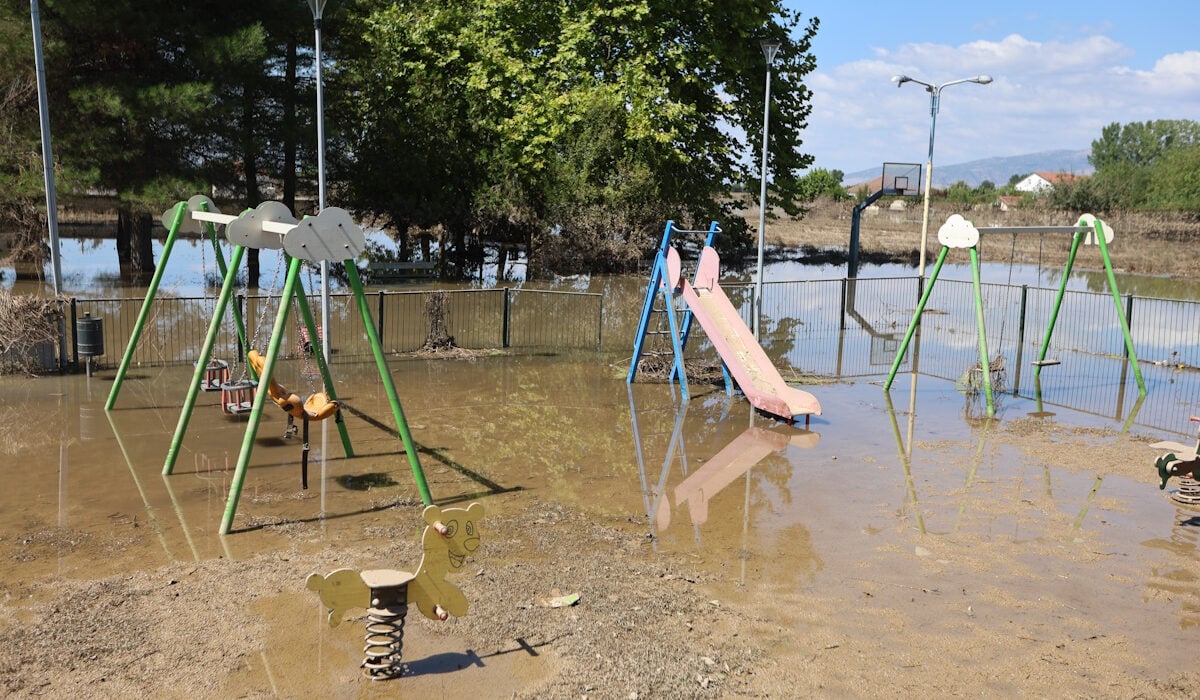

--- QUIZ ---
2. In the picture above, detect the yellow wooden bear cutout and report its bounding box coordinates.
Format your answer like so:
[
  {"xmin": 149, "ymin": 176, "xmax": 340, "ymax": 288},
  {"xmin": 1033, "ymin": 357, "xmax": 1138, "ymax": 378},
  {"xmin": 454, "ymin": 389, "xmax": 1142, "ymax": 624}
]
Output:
[
  {"xmin": 305, "ymin": 503, "xmax": 484, "ymax": 626},
  {"xmin": 410, "ymin": 503, "xmax": 484, "ymax": 620}
]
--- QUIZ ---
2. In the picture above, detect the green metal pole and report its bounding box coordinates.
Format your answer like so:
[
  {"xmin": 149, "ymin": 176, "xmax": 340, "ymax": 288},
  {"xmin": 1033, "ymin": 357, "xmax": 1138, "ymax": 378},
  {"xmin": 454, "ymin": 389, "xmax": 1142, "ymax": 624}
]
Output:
[
  {"xmin": 1035, "ymin": 231, "xmax": 1083, "ymax": 375},
  {"xmin": 164, "ymin": 246, "xmax": 246, "ymax": 475},
  {"xmin": 105, "ymin": 201, "xmax": 187, "ymax": 410},
  {"xmin": 221, "ymin": 257, "xmax": 301, "ymax": 534},
  {"xmin": 1093, "ymin": 223, "xmax": 1146, "ymax": 395},
  {"xmin": 199, "ymin": 205, "xmax": 249, "ymax": 354},
  {"xmin": 344, "ymin": 262, "xmax": 433, "ymax": 506},
  {"xmin": 969, "ymin": 247, "xmax": 994, "ymax": 416},
  {"xmin": 292, "ymin": 271, "xmax": 354, "ymax": 457},
  {"xmin": 884, "ymin": 246, "xmax": 949, "ymax": 390}
]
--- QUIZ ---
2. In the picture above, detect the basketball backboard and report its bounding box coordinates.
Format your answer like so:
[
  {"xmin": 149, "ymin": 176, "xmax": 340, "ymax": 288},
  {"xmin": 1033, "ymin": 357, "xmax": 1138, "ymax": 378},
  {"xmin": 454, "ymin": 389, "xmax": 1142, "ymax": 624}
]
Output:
[{"xmin": 881, "ymin": 162, "xmax": 922, "ymax": 196}]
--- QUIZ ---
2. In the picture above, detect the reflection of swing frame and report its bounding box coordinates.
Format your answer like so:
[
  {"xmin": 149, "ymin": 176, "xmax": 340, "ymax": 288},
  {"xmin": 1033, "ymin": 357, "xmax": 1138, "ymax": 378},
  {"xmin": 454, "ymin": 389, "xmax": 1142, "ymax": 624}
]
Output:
[{"xmin": 883, "ymin": 214, "xmax": 1145, "ymax": 416}]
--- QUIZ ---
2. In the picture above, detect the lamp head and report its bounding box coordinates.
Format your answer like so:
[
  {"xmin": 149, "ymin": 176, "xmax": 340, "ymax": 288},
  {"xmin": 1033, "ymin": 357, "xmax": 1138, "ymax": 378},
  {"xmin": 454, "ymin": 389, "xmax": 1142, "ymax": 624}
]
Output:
[
  {"xmin": 761, "ymin": 40, "xmax": 781, "ymax": 63},
  {"xmin": 891, "ymin": 74, "xmax": 910, "ymax": 87},
  {"xmin": 974, "ymin": 75, "xmax": 993, "ymax": 85}
]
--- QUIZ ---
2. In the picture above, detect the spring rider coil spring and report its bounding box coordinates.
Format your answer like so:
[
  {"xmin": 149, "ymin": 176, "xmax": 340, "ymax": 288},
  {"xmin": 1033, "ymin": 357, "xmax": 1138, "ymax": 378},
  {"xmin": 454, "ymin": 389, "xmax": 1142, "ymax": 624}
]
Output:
[
  {"xmin": 306, "ymin": 503, "xmax": 485, "ymax": 681},
  {"xmin": 361, "ymin": 571, "xmax": 411, "ymax": 680}
]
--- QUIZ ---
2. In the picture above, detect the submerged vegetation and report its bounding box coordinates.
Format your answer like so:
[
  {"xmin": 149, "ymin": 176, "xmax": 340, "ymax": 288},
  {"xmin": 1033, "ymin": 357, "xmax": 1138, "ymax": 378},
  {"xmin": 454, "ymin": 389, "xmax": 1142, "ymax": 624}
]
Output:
[{"xmin": 0, "ymin": 292, "xmax": 62, "ymax": 375}]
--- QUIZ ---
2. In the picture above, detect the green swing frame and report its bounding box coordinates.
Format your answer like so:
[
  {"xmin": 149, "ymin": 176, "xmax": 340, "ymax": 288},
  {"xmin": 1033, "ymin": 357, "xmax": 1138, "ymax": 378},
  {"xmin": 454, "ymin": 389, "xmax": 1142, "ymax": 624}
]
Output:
[
  {"xmin": 105, "ymin": 197, "xmax": 432, "ymax": 534},
  {"xmin": 883, "ymin": 213, "xmax": 1145, "ymax": 417}
]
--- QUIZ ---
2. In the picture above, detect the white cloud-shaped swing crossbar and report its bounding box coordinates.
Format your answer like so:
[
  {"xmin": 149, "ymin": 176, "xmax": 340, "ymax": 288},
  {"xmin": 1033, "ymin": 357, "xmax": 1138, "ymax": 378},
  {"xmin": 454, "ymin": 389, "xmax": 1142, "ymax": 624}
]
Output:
[
  {"xmin": 282, "ymin": 207, "xmax": 366, "ymax": 263},
  {"xmin": 226, "ymin": 201, "xmax": 296, "ymax": 250},
  {"xmin": 937, "ymin": 214, "xmax": 979, "ymax": 249},
  {"xmin": 161, "ymin": 194, "xmax": 220, "ymax": 235},
  {"xmin": 1078, "ymin": 213, "xmax": 1115, "ymax": 245}
]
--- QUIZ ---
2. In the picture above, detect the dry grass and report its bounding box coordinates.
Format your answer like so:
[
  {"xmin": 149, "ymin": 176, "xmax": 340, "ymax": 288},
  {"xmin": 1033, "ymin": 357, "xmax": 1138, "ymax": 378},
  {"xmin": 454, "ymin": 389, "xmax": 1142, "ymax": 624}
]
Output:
[
  {"xmin": 0, "ymin": 292, "xmax": 62, "ymax": 375},
  {"xmin": 750, "ymin": 199, "xmax": 1200, "ymax": 281}
]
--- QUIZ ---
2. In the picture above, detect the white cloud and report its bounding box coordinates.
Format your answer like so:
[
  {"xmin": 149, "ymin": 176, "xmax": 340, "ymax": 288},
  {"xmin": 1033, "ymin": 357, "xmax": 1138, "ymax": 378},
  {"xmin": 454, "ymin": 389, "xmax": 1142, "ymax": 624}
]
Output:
[{"xmin": 801, "ymin": 33, "xmax": 1200, "ymax": 175}]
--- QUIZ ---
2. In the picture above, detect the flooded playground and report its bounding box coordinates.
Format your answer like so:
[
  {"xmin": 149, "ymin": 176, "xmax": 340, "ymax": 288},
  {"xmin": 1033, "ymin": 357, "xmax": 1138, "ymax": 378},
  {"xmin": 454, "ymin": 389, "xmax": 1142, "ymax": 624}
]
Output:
[
  {"xmin": 2, "ymin": 343, "xmax": 1200, "ymax": 696},
  {"xmin": 3, "ymin": 211, "xmax": 1200, "ymax": 695}
]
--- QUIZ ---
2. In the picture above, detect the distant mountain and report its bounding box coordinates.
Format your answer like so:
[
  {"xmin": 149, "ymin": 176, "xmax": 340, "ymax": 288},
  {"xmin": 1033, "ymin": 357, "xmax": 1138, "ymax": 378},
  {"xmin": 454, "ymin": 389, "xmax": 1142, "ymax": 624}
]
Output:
[{"xmin": 842, "ymin": 149, "xmax": 1093, "ymax": 190}]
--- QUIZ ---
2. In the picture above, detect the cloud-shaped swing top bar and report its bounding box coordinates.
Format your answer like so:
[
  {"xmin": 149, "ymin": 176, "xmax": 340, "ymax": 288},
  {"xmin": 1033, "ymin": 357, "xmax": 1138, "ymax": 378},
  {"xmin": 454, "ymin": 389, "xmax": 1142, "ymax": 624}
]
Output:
[{"xmin": 172, "ymin": 199, "xmax": 365, "ymax": 263}]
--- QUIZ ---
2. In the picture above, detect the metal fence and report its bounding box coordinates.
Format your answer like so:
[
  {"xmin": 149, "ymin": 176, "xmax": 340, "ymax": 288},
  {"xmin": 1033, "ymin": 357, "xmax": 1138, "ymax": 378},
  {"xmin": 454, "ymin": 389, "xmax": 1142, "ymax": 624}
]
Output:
[
  {"xmin": 66, "ymin": 287, "xmax": 603, "ymax": 369},
  {"xmin": 728, "ymin": 276, "xmax": 1200, "ymax": 438}
]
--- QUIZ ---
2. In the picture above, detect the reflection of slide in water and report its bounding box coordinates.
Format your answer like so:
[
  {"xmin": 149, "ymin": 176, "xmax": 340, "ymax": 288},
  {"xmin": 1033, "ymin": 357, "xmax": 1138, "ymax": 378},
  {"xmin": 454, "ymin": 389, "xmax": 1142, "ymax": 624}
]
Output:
[
  {"xmin": 675, "ymin": 426, "xmax": 819, "ymax": 526},
  {"xmin": 667, "ymin": 245, "xmax": 821, "ymax": 423}
]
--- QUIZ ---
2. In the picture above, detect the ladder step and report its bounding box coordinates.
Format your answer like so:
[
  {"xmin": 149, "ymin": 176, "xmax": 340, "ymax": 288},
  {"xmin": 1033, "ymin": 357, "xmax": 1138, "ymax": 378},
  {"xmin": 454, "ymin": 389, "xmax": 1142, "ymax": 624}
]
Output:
[{"xmin": 1031, "ymin": 359, "xmax": 1060, "ymax": 367}]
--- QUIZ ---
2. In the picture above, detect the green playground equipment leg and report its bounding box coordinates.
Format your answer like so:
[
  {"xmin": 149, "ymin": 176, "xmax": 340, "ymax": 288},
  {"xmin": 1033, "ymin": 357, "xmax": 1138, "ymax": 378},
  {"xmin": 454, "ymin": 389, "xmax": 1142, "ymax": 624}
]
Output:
[
  {"xmin": 106, "ymin": 202, "xmax": 187, "ymax": 411},
  {"xmin": 345, "ymin": 262, "xmax": 433, "ymax": 506},
  {"xmin": 200, "ymin": 203, "xmax": 249, "ymax": 354},
  {"xmin": 221, "ymin": 257, "xmax": 303, "ymax": 534},
  {"xmin": 292, "ymin": 273, "xmax": 354, "ymax": 458},
  {"xmin": 1035, "ymin": 232, "xmax": 1083, "ymax": 374},
  {"xmin": 884, "ymin": 247, "xmax": 950, "ymax": 390},
  {"xmin": 164, "ymin": 245, "xmax": 246, "ymax": 476},
  {"xmin": 969, "ymin": 247, "xmax": 995, "ymax": 417},
  {"xmin": 1094, "ymin": 226, "xmax": 1146, "ymax": 395}
]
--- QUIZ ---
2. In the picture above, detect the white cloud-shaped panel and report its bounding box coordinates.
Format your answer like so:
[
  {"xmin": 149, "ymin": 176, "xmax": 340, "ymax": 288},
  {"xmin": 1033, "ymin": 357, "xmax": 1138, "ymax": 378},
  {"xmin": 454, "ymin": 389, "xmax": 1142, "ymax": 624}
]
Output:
[
  {"xmin": 226, "ymin": 201, "xmax": 295, "ymax": 250},
  {"xmin": 282, "ymin": 207, "xmax": 365, "ymax": 263},
  {"xmin": 160, "ymin": 194, "xmax": 220, "ymax": 234},
  {"xmin": 936, "ymin": 214, "xmax": 979, "ymax": 249},
  {"xmin": 1078, "ymin": 213, "xmax": 1114, "ymax": 245}
]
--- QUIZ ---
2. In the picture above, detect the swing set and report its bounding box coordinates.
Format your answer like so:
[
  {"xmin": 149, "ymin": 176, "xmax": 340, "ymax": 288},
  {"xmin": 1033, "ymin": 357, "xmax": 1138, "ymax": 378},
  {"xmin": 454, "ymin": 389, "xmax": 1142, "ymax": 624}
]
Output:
[
  {"xmin": 883, "ymin": 213, "xmax": 1146, "ymax": 416},
  {"xmin": 105, "ymin": 195, "xmax": 432, "ymax": 534}
]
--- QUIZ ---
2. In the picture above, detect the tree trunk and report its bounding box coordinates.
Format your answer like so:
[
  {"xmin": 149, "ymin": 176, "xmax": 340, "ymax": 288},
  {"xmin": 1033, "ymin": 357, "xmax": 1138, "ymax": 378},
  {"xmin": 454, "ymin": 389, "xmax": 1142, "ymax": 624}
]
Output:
[
  {"xmin": 282, "ymin": 36, "xmax": 297, "ymax": 214},
  {"xmin": 242, "ymin": 81, "xmax": 263, "ymax": 290},
  {"xmin": 116, "ymin": 207, "xmax": 154, "ymax": 284}
]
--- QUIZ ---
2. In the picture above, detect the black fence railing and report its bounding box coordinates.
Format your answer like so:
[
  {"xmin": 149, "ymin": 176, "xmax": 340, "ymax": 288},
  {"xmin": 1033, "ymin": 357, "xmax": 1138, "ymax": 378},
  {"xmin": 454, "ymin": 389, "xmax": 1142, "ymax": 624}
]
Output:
[
  {"xmin": 66, "ymin": 287, "xmax": 603, "ymax": 370},
  {"xmin": 41, "ymin": 275, "xmax": 1200, "ymax": 439}
]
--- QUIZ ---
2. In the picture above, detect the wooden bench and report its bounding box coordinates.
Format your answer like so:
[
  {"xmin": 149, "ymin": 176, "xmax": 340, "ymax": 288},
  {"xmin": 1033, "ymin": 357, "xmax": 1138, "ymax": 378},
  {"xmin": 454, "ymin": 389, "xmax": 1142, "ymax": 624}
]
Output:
[{"xmin": 367, "ymin": 260, "xmax": 437, "ymax": 282}]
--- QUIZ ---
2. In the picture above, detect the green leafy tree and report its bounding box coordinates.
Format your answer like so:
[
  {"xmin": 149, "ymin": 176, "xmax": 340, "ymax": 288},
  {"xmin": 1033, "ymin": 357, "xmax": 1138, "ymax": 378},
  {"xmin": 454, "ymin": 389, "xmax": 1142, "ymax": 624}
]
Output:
[
  {"xmin": 1089, "ymin": 120, "xmax": 1200, "ymax": 171},
  {"xmin": 39, "ymin": 0, "xmax": 310, "ymax": 283},
  {"xmin": 1144, "ymin": 146, "xmax": 1200, "ymax": 211},
  {"xmin": 332, "ymin": 0, "xmax": 819, "ymax": 277},
  {"xmin": 0, "ymin": 5, "xmax": 44, "ymax": 276},
  {"xmin": 944, "ymin": 180, "xmax": 974, "ymax": 206},
  {"xmin": 797, "ymin": 168, "xmax": 847, "ymax": 201}
]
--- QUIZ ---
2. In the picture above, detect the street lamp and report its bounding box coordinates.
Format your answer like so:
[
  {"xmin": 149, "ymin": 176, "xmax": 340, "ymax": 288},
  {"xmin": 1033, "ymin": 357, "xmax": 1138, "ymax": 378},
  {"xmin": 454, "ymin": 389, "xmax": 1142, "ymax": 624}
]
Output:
[
  {"xmin": 891, "ymin": 73, "xmax": 992, "ymax": 277},
  {"xmin": 754, "ymin": 39, "xmax": 780, "ymax": 341},
  {"xmin": 306, "ymin": 0, "xmax": 331, "ymax": 361},
  {"xmin": 30, "ymin": 0, "xmax": 62, "ymax": 295}
]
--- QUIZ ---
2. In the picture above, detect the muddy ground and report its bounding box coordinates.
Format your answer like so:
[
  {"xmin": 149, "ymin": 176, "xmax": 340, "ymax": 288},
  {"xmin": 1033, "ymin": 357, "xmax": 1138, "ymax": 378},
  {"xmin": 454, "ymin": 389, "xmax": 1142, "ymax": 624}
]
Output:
[{"xmin": 1, "ymin": 373, "xmax": 1199, "ymax": 698}]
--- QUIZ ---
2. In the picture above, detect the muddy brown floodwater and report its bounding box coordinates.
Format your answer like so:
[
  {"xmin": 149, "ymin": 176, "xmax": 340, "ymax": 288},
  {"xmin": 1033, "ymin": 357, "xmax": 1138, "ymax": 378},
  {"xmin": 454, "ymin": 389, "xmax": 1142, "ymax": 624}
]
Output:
[{"xmin": 1, "ymin": 352, "xmax": 1199, "ymax": 698}]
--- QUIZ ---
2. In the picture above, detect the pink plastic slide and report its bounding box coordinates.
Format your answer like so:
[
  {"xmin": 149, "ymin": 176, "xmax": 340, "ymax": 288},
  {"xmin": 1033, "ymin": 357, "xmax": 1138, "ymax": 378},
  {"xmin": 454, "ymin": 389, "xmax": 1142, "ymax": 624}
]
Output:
[{"xmin": 666, "ymin": 245, "xmax": 822, "ymax": 423}]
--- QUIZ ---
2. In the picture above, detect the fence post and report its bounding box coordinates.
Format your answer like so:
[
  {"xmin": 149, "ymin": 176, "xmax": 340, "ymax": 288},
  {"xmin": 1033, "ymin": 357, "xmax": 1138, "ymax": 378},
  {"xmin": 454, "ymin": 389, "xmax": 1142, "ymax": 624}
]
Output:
[
  {"xmin": 235, "ymin": 294, "xmax": 245, "ymax": 362},
  {"xmin": 1124, "ymin": 293, "xmax": 1134, "ymax": 358},
  {"xmin": 1017, "ymin": 285, "xmax": 1028, "ymax": 352},
  {"xmin": 69, "ymin": 297, "xmax": 79, "ymax": 369},
  {"xmin": 502, "ymin": 287, "xmax": 511, "ymax": 348},
  {"xmin": 838, "ymin": 278, "xmax": 847, "ymax": 331},
  {"xmin": 377, "ymin": 290, "xmax": 386, "ymax": 341},
  {"xmin": 597, "ymin": 294, "xmax": 603, "ymax": 351}
]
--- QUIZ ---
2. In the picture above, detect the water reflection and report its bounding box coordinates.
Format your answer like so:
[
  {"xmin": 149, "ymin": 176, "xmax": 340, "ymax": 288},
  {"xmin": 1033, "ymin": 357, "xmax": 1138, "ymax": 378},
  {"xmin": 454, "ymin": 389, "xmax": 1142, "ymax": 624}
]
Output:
[
  {"xmin": 627, "ymin": 386, "xmax": 822, "ymax": 583},
  {"xmin": 1141, "ymin": 505, "xmax": 1200, "ymax": 629}
]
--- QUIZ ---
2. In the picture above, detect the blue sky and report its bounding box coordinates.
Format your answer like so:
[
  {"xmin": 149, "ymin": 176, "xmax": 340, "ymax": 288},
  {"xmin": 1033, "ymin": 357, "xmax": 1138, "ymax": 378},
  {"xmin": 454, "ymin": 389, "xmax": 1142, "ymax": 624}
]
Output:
[{"xmin": 783, "ymin": 1, "xmax": 1200, "ymax": 175}]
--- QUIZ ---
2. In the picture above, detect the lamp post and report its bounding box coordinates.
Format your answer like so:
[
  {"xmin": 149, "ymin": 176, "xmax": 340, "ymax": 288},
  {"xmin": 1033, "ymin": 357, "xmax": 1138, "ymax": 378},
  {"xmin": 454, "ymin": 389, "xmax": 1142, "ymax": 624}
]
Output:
[
  {"xmin": 30, "ymin": 0, "xmax": 62, "ymax": 295},
  {"xmin": 754, "ymin": 40, "xmax": 780, "ymax": 341},
  {"xmin": 891, "ymin": 73, "xmax": 992, "ymax": 277},
  {"xmin": 306, "ymin": 0, "xmax": 331, "ymax": 361}
]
